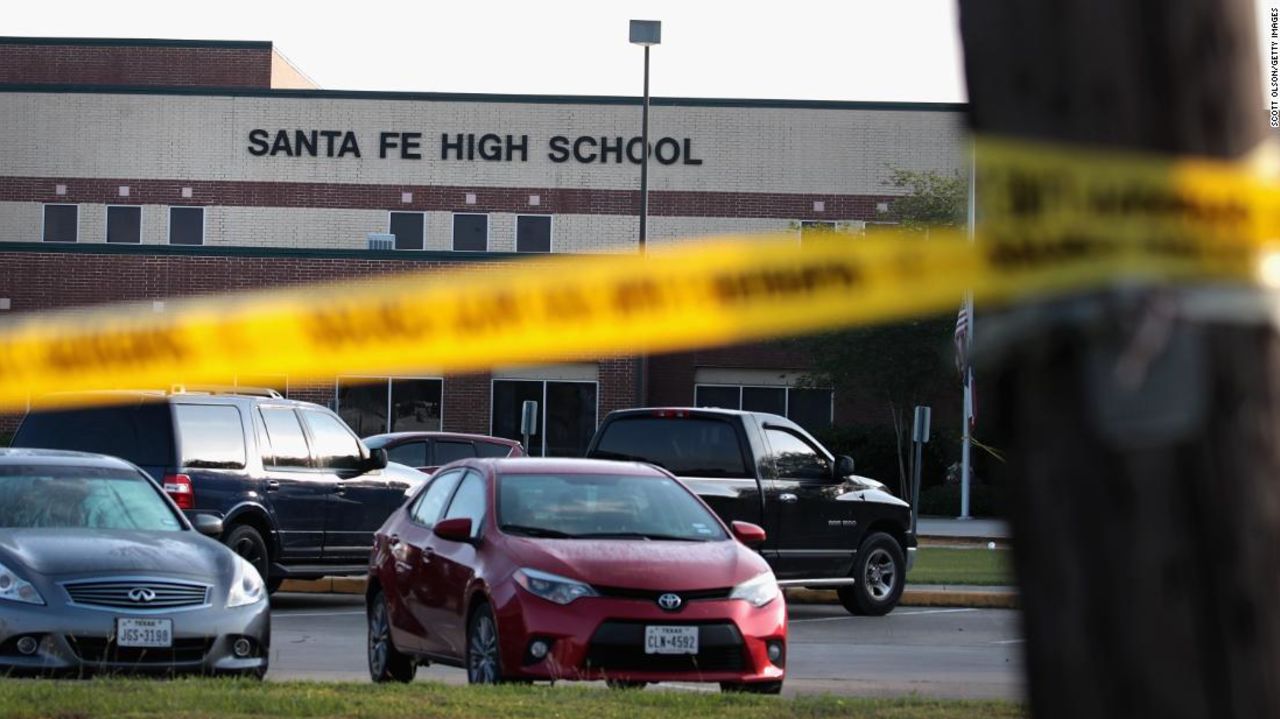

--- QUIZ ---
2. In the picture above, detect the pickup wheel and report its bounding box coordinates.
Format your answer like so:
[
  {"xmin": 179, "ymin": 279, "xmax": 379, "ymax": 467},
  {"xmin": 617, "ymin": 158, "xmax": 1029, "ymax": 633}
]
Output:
[{"xmin": 837, "ymin": 532, "xmax": 905, "ymax": 616}]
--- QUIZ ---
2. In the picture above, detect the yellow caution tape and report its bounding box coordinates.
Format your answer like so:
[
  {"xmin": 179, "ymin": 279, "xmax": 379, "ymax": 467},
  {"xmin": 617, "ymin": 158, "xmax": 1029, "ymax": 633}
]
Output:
[{"xmin": 0, "ymin": 136, "xmax": 1278, "ymax": 413}]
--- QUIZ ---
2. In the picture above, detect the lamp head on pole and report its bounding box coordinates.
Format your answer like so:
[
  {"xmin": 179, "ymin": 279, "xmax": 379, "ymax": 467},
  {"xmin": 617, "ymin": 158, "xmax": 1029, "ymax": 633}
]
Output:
[{"xmin": 629, "ymin": 20, "xmax": 662, "ymax": 46}]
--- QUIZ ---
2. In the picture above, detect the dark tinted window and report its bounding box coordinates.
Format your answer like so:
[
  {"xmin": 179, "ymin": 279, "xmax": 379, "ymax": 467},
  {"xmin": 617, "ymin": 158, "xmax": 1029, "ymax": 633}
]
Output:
[
  {"xmin": 435, "ymin": 440, "xmax": 476, "ymax": 465},
  {"xmin": 175, "ymin": 404, "xmax": 246, "ymax": 469},
  {"xmin": 260, "ymin": 408, "xmax": 310, "ymax": 468},
  {"xmin": 43, "ymin": 204, "xmax": 78, "ymax": 243},
  {"xmin": 169, "ymin": 207, "xmax": 204, "ymax": 245},
  {"xmin": 15, "ymin": 402, "xmax": 175, "ymax": 468},
  {"xmin": 492, "ymin": 380, "xmax": 543, "ymax": 456},
  {"xmin": 788, "ymin": 388, "xmax": 833, "ymax": 432},
  {"xmin": 696, "ymin": 385, "xmax": 740, "ymax": 410},
  {"xmin": 0, "ymin": 465, "xmax": 183, "ymax": 531},
  {"xmin": 742, "ymin": 387, "xmax": 786, "ymax": 415},
  {"xmin": 107, "ymin": 206, "xmax": 141, "ymax": 243},
  {"xmin": 765, "ymin": 427, "xmax": 831, "ymax": 481},
  {"xmin": 592, "ymin": 417, "xmax": 748, "ymax": 477},
  {"xmin": 338, "ymin": 378, "xmax": 388, "ymax": 436},
  {"xmin": 453, "ymin": 213, "xmax": 488, "ymax": 251},
  {"xmin": 389, "ymin": 212, "xmax": 424, "ymax": 250},
  {"xmin": 386, "ymin": 440, "xmax": 427, "ymax": 467},
  {"xmin": 476, "ymin": 441, "xmax": 513, "ymax": 458},
  {"xmin": 390, "ymin": 379, "xmax": 442, "ymax": 432},
  {"xmin": 545, "ymin": 382, "xmax": 597, "ymax": 457},
  {"xmin": 516, "ymin": 215, "xmax": 551, "ymax": 253},
  {"xmin": 300, "ymin": 411, "xmax": 363, "ymax": 470},
  {"xmin": 410, "ymin": 469, "xmax": 463, "ymax": 526},
  {"xmin": 442, "ymin": 471, "xmax": 487, "ymax": 537}
]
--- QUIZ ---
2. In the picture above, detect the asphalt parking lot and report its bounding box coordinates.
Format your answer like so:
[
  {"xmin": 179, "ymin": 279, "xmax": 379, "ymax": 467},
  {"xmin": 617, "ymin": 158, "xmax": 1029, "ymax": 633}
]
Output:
[{"xmin": 269, "ymin": 593, "xmax": 1025, "ymax": 700}]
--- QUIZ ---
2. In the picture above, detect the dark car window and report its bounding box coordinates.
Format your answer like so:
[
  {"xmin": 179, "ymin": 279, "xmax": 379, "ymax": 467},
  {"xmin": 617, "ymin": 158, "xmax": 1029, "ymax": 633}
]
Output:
[
  {"xmin": 386, "ymin": 440, "xmax": 427, "ymax": 467},
  {"xmin": 410, "ymin": 469, "xmax": 464, "ymax": 526},
  {"xmin": 442, "ymin": 470, "xmax": 486, "ymax": 538},
  {"xmin": 591, "ymin": 416, "xmax": 748, "ymax": 477},
  {"xmin": 0, "ymin": 464, "xmax": 184, "ymax": 531},
  {"xmin": 175, "ymin": 404, "xmax": 246, "ymax": 469},
  {"xmin": 765, "ymin": 427, "xmax": 831, "ymax": 481},
  {"xmin": 260, "ymin": 408, "xmax": 310, "ymax": 468},
  {"xmin": 300, "ymin": 411, "xmax": 364, "ymax": 471},
  {"xmin": 434, "ymin": 440, "xmax": 476, "ymax": 465},
  {"xmin": 14, "ymin": 401, "xmax": 175, "ymax": 467},
  {"xmin": 475, "ymin": 441, "xmax": 513, "ymax": 458},
  {"xmin": 497, "ymin": 472, "xmax": 726, "ymax": 541}
]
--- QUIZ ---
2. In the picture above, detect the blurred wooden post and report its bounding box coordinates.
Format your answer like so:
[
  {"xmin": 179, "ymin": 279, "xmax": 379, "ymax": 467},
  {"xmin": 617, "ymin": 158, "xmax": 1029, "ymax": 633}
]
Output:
[{"xmin": 957, "ymin": 2, "xmax": 1280, "ymax": 717}]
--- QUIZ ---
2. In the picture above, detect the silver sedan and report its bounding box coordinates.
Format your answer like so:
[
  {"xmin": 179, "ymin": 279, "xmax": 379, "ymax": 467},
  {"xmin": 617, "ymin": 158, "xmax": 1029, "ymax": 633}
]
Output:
[{"xmin": 0, "ymin": 448, "xmax": 270, "ymax": 677}]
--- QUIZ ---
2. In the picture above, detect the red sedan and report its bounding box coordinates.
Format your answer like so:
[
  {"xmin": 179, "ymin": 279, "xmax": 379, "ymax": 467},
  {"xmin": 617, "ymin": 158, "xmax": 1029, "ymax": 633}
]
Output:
[{"xmin": 366, "ymin": 457, "xmax": 786, "ymax": 693}]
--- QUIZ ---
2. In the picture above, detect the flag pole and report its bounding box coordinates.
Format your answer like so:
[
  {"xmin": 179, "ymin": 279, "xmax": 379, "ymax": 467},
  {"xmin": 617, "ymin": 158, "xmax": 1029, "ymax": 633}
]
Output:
[{"xmin": 959, "ymin": 142, "xmax": 976, "ymax": 520}]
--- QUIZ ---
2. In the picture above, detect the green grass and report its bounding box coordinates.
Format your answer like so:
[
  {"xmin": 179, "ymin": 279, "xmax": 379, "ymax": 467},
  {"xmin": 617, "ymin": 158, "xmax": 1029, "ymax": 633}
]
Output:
[
  {"xmin": 907, "ymin": 547, "xmax": 1014, "ymax": 586},
  {"xmin": 0, "ymin": 679, "xmax": 1024, "ymax": 719}
]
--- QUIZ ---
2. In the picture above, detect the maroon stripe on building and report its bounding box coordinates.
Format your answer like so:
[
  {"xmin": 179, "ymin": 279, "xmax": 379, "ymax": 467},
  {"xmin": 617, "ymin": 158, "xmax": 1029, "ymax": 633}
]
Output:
[
  {"xmin": 0, "ymin": 176, "xmax": 894, "ymax": 220},
  {"xmin": 0, "ymin": 43, "xmax": 272, "ymax": 88}
]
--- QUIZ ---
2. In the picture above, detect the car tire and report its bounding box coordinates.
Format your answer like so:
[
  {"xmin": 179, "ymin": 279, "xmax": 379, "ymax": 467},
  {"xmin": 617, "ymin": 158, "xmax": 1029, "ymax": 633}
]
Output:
[
  {"xmin": 466, "ymin": 602, "xmax": 505, "ymax": 685},
  {"xmin": 837, "ymin": 531, "xmax": 906, "ymax": 616},
  {"xmin": 720, "ymin": 680, "xmax": 783, "ymax": 694},
  {"xmin": 224, "ymin": 524, "xmax": 272, "ymax": 592},
  {"xmin": 367, "ymin": 589, "xmax": 416, "ymax": 683}
]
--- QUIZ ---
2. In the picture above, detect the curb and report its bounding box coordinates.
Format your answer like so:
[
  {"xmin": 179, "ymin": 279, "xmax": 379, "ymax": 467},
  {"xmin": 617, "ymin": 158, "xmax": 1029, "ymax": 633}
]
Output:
[{"xmin": 279, "ymin": 578, "xmax": 1018, "ymax": 610}]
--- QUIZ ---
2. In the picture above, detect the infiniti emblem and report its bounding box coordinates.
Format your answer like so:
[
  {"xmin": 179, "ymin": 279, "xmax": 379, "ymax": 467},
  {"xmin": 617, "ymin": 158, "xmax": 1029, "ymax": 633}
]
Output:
[
  {"xmin": 127, "ymin": 587, "xmax": 157, "ymax": 603},
  {"xmin": 657, "ymin": 593, "xmax": 682, "ymax": 611}
]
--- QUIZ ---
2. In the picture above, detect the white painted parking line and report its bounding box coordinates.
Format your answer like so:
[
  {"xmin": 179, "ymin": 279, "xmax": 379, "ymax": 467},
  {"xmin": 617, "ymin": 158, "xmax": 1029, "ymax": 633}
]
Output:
[
  {"xmin": 274, "ymin": 610, "xmax": 365, "ymax": 618},
  {"xmin": 895, "ymin": 608, "xmax": 980, "ymax": 616},
  {"xmin": 990, "ymin": 638, "xmax": 1026, "ymax": 645}
]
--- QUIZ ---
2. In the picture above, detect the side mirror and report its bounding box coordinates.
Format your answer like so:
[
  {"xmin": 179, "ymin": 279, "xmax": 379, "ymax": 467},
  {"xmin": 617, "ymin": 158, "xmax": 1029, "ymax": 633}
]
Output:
[
  {"xmin": 433, "ymin": 517, "xmax": 474, "ymax": 543},
  {"xmin": 364, "ymin": 447, "xmax": 389, "ymax": 472},
  {"xmin": 193, "ymin": 514, "xmax": 224, "ymax": 538},
  {"xmin": 834, "ymin": 455, "xmax": 855, "ymax": 480},
  {"xmin": 731, "ymin": 521, "xmax": 767, "ymax": 546}
]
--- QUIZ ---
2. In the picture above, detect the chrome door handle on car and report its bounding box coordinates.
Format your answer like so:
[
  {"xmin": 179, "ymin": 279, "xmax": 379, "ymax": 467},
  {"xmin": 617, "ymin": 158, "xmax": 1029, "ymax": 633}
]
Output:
[
  {"xmin": 265, "ymin": 480, "xmax": 280, "ymax": 491},
  {"xmin": 779, "ymin": 493, "xmax": 799, "ymax": 503}
]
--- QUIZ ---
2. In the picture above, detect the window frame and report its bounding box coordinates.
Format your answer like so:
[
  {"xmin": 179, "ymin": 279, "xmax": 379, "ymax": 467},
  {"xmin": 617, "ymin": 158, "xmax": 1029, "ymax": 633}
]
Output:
[
  {"xmin": 335, "ymin": 375, "xmax": 445, "ymax": 436},
  {"xmin": 167, "ymin": 206, "xmax": 206, "ymax": 246},
  {"xmin": 387, "ymin": 210, "xmax": 426, "ymax": 251},
  {"xmin": 762, "ymin": 423, "xmax": 834, "ymax": 482},
  {"xmin": 694, "ymin": 383, "xmax": 834, "ymax": 426},
  {"xmin": 408, "ymin": 468, "xmax": 465, "ymax": 528},
  {"xmin": 440, "ymin": 469, "xmax": 488, "ymax": 538},
  {"xmin": 514, "ymin": 213, "xmax": 554, "ymax": 253},
  {"xmin": 41, "ymin": 203, "xmax": 79, "ymax": 243},
  {"xmin": 488, "ymin": 378, "xmax": 599, "ymax": 457},
  {"xmin": 298, "ymin": 408, "xmax": 366, "ymax": 472},
  {"xmin": 105, "ymin": 204, "xmax": 143, "ymax": 244},
  {"xmin": 257, "ymin": 406, "xmax": 314, "ymax": 470},
  {"xmin": 173, "ymin": 403, "xmax": 248, "ymax": 470},
  {"xmin": 450, "ymin": 212, "xmax": 490, "ymax": 252}
]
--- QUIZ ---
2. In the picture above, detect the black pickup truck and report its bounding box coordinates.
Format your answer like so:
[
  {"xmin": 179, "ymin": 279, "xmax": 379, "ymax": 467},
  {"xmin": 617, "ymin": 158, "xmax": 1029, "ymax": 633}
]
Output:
[{"xmin": 586, "ymin": 407, "xmax": 915, "ymax": 615}]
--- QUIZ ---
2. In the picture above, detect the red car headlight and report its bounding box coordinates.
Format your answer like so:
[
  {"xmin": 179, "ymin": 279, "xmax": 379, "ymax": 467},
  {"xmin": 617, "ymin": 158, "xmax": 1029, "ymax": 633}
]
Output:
[
  {"xmin": 514, "ymin": 568, "xmax": 598, "ymax": 605},
  {"xmin": 729, "ymin": 572, "xmax": 779, "ymax": 608}
]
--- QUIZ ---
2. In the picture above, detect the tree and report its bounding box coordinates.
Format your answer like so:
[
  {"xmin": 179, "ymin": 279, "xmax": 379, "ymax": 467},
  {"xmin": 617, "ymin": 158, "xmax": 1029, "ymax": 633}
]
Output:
[{"xmin": 802, "ymin": 167, "xmax": 966, "ymax": 492}]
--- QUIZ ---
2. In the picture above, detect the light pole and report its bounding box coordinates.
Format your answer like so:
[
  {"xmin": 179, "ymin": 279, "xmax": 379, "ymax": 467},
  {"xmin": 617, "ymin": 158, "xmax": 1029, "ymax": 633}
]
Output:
[
  {"xmin": 629, "ymin": 19, "xmax": 660, "ymax": 409},
  {"xmin": 629, "ymin": 19, "xmax": 660, "ymax": 254}
]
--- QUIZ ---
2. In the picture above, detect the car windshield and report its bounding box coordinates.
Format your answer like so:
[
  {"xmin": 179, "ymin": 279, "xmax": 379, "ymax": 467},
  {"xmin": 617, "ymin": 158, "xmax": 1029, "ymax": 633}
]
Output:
[
  {"xmin": 497, "ymin": 472, "xmax": 727, "ymax": 542},
  {"xmin": 0, "ymin": 465, "xmax": 185, "ymax": 531}
]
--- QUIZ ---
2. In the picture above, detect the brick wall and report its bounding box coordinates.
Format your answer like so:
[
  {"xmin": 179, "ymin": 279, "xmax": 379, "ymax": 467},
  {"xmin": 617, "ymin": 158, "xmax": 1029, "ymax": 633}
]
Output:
[{"xmin": 0, "ymin": 39, "xmax": 273, "ymax": 88}]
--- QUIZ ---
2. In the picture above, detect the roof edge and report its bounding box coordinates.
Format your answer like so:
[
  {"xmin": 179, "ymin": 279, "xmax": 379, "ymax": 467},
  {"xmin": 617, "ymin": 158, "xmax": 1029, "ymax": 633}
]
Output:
[{"xmin": 0, "ymin": 36, "xmax": 272, "ymax": 50}]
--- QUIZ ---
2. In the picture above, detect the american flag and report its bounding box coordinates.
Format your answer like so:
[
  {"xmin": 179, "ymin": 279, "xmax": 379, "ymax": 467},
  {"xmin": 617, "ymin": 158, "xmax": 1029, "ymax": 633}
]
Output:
[{"xmin": 954, "ymin": 302, "xmax": 970, "ymax": 377}]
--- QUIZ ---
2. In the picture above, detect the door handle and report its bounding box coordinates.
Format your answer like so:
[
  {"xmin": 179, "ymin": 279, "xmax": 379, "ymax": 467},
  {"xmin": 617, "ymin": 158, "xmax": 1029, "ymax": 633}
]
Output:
[
  {"xmin": 421, "ymin": 547, "xmax": 435, "ymax": 564},
  {"xmin": 333, "ymin": 485, "xmax": 347, "ymax": 496},
  {"xmin": 388, "ymin": 534, "xmax": 400, "ymax": 546},
  {"xmin": 265, "ymin": 480, "xmax": 280, "ymax": 491},
  {"xmin": 779, "ymin": 493, "xmax": 799, "ymax": 504}
]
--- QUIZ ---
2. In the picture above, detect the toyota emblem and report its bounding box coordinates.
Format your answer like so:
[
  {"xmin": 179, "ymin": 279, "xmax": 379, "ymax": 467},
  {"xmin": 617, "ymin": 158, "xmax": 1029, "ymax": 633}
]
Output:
[
  {"xmin": 657, "ymin": 593, "xmax": 682, "ymax": 611},
  {"xmin": 127, "ymin": 587, "xmax": 157, "ymax": 603}
]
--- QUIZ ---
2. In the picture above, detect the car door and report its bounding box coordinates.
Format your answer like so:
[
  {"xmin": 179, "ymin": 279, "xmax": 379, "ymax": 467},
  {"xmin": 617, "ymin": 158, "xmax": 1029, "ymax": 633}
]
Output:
[
  {"xmin": 417, "ymin": 468, "xmax": 486, "ymax": 658},
  {"xmin": 389, "ymin": 469, "xmax": 464, "ymax": 652},
  {"xmin": 258, "ymin": 407, "xmax": 333, "ymax": 560},
  {"xmin": 762, "ymin": 422, "xmax": 857, "ymax": 580},
  {"xmin": 298, "ymin": 409, "xmax": 394, "ymax": 560}
]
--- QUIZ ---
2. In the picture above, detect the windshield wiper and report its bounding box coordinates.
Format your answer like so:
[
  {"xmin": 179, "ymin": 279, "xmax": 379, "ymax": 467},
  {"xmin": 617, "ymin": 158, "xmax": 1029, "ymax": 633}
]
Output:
[
  {"xmin": 500, "ymin": 524, "xmax": 578, "ymax": 539},
  {"xmin": 576, "ymin": 531, "xmax": 706, "ymax": 542}
]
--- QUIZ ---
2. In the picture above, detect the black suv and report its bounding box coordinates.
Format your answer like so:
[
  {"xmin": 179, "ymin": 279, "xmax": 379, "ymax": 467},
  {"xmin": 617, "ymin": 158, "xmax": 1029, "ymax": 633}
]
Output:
[{"xmin": 12, "ymin": 389, "xmax": 418, "ymax": 592}]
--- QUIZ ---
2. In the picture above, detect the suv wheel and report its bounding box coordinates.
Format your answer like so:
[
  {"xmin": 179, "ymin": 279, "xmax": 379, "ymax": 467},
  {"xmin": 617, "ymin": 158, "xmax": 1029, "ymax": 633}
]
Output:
[
  {"xmin": 368, "ymin": 589, "xmax": 416, "ymax": 683},
  {"xmin": 837, "ymin": 532, "xmax": 906, "ymax": 616},
  {"xmin": 225, "ymin": 524, "xmax": 273, "ymax": 593}
]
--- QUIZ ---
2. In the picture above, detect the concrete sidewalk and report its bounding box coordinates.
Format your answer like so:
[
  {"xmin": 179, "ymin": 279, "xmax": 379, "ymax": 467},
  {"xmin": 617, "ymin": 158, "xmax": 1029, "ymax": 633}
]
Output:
[{"xmin": 917, "ymin": 517, "xmax": 1009, "ymax": 541}]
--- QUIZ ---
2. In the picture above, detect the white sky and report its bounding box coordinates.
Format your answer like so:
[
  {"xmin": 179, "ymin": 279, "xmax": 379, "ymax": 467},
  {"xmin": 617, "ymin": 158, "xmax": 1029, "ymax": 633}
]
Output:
[{"xmin": 5, "ymin": 0, "xmax": 1278, "ymax": 105}]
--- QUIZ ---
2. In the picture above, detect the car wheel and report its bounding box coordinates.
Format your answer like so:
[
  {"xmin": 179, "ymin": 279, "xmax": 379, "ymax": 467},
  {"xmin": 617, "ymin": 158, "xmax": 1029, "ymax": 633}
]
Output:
[
  {"xmin": 606, "ymin": 679, "xmax": 647, "ymax": 690},
  {"xmin": 837, "ymin": 531, "xmax": 906, "ymax": 616},
  {"xmin": 367, "ymin": 590, "xmax": 416, "ymax": 683},
  {"xmin": 225, "ymin": 525, "xmax": 272, "ymax": 589},
  {"xmin": 720, "ymin": 680, "xmax": 783, "ymax": 694},
  {"xmin": 466, "ymin": 603, "xmax": 504, "ymax": 685}
]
